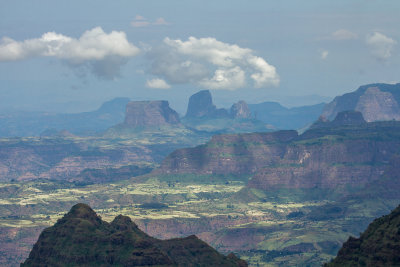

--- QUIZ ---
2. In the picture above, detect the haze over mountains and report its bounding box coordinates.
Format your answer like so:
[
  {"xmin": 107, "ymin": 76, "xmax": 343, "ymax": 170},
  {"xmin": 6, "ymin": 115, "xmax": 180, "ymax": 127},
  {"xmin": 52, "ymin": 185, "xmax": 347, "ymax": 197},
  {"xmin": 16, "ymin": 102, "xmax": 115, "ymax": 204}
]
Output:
[
  {"xmin": 1, "ymin": 82, "xmax": 400, "ymax": 266},
  {"xmin": 0, "ymin": 89, "xmax": 325, "ymax": 137}
]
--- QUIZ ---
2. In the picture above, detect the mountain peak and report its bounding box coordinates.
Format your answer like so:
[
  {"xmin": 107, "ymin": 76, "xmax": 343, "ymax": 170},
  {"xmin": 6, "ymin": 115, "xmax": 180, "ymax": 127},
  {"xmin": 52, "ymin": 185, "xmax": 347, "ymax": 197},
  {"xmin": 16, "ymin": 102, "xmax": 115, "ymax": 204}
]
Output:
[
  {"xmin": 185, "ymin": 90, "xmax": 216, "ymax": 118},
  {"xmin": 230, "ymin": 100, "xmax": 251, "ymax": 119},
  {"xmin": 22, "ymin": 204, "xmax": 247, "ymax": 267},
  {"xmin": 66, "ymin": 203, "xmax": 100, "ymax": 221}
]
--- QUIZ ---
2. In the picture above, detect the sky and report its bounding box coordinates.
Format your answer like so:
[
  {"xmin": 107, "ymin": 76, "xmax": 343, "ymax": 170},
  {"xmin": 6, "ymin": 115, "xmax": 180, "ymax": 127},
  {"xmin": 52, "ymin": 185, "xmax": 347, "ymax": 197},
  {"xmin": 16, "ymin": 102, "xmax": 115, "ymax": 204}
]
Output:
[{"xmin": 0, "ymin": 0, "xmax": 399, "ymax": 114}]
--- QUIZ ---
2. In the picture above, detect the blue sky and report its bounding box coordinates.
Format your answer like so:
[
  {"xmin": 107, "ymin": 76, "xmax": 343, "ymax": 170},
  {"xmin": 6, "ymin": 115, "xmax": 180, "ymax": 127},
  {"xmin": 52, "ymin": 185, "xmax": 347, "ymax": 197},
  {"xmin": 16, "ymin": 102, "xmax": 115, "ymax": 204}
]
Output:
[{"xmin": 0, "ymin": 0, "xmax": 399, "ymax": 114}]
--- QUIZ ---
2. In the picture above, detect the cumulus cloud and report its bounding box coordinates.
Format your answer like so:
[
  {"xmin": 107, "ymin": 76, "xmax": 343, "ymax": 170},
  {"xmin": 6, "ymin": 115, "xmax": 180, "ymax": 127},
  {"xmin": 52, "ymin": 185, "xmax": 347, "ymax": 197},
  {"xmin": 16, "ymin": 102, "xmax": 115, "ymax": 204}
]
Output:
[
  {"xmin": 146, "ymin": 78, "xmax": 171, "ymax": 89},
  {"xmin": 131, "ymin": 15, "xmax": 170, "ymax": 27},
  {"xmin": 366, "ymin": 32, "xmax": 397, "ymax": 60},
  {"xmin": 147, "ymin": 36, "xmax": 279, "ymax": 90},
  {"xmin": 0, "ymin": 27, "xmax": 140, "ymax": 79},
  {"xmin": 330, "ymin": 29, "xmax": 358, "ymax": 40}
]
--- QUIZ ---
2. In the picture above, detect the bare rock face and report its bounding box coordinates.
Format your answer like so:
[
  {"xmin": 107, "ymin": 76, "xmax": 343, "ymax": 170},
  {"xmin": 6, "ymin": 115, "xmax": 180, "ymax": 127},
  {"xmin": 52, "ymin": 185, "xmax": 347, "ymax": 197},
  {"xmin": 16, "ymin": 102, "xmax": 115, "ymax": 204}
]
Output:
[
  {"xmin": 185, "ymin": 90, "xmax": 229, "ymax": 118},
  {"xmin": 321, "ymin": 83, "xmax": 400, "ymax": 122},
  {"xmin": 186, "ymin": 90, "xmax": 216, "ymax": 118},
  {"xmin": 230, "ymin": 101, "xmax": 251, "ymax": 119},
  {"xmin": 124, "ymin": 100, "xmax": 180, "ymax": 127},
  {"xmin": 355, "ymin": 87, "xmax": 400, "ymax": 122}
]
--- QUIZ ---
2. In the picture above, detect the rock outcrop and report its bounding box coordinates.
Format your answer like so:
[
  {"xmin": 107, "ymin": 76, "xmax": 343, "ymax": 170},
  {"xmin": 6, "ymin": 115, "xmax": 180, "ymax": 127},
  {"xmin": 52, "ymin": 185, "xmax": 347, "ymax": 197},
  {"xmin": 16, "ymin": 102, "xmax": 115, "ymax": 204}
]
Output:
[
  {"xmin": 321, "ymin": 83, "xmax": 400, "ymax": 122},
  {"xmin": 124, "ymin": 100, "xmax": 180, "ymax": 127},
  {"xmin": 355, "ymin": 87, "xmax": 400, "ymax": 121},
  {"xmin": 230, "ymin": 101, "xmax": 251, "ymax": 119},
  {"xmin": 185, "ymin": 90, "xmax": 229, "ymax": 119},
  {"xmin": 21, "ymin": 203, "xmax": 247, "ymax": 267},
  {"xmin": 325, "ymin": 204, "xmax": 400, "ymax": 266}
]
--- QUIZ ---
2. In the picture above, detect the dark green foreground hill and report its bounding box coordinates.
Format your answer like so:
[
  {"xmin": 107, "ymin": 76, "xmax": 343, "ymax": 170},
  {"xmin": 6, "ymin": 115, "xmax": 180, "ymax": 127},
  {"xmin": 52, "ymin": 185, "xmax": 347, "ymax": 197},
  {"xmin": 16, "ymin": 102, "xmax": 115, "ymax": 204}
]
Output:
[
  {"xmin": 21, "ymin": 203, "xmax": 247, "ymax": 267},
  {"xmin": 326, "ymin": 204, "xmax": 400, "ymax": 266}
]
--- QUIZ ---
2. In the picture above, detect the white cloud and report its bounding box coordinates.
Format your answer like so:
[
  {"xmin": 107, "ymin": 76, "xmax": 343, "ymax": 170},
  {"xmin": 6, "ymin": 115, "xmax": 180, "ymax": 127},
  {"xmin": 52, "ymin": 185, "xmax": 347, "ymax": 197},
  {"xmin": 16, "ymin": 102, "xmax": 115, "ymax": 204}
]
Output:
[
  {"xmin": 320, "ymin": 50, "xmax": 329, "ymax": 60},
  {"xmin": 146, "ymin": 78, "xmax": 171, "ymax": 89},
  {"xmin": 148, "ymin": 36, "xmax": 279, "ymax": 90},
  {"xmin": 366, "ymin": 32, "xmax": 397, "ymax": 60},
  {"xmin": 330, "ymin": 29, "xmax": 358, "ymax": 40},
  {"xmin": 199, "ymin": 66, "xmax": 246, "ymax": 90},
  {"xmin": 131, "ymin": 15, "xmax": 170, "ymax": 27},
  {"xmin": 0, "ymin": 27, "xmax": 140, "ymax": 79}
]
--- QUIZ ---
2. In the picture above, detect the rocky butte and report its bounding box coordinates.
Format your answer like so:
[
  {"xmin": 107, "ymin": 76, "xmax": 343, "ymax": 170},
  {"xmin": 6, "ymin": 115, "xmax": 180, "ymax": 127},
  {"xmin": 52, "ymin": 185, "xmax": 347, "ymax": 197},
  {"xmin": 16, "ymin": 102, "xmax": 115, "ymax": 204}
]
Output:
[
  {"xmin": 21, "ymin": 203, "xmax": 247, "ymax": 267},
  {"xmin": 185, "ymin": 90, "xmax": 230, "ymax": 119},
  {"xmin": 124, "ymin": 100, "xmax": 180, "ymax": 127},
  {"xmin": 230, "ymin": 101, "xmax": 251, "ymax": 119}
]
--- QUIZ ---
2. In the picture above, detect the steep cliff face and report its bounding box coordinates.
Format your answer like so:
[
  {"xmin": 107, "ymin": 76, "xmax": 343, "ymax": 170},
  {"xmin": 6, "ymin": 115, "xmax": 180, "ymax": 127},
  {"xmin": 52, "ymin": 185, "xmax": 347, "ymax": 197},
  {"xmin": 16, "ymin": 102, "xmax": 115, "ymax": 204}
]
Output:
[
  {"xmin": 156, "ymin": 118, "xmax": 400, "ymax": 192},
  {"xmin": 185, "ymin": 90, "xmax": 229, "ymax": 119},
  {"xmin": 247, "ymin": 139, "xmax": 392, "ymax": 190},
  {"xmin": 355, "ymin": 87, "xmax": 400, "ymax": 121},
  {"xmin": 124, "ymin": 100, "xmax": 180, "ymax": 127},
  {"xmin": 22, "ymin": 203, "xmax": 247, "ymax": 267},
  {"xmin": 230, "ymin": 101, "xmax": 251, "ymax": 119},
  {"xmin": 155, "ymin": 130, "xmax": 298, "ymax": 175},
  {"xmin": 325, "ymin": 205, "xmax": 400, "ymax": 266},
  {"xmin": 322, "ymin": 83, "xmax": 400, "ymax": 121}
]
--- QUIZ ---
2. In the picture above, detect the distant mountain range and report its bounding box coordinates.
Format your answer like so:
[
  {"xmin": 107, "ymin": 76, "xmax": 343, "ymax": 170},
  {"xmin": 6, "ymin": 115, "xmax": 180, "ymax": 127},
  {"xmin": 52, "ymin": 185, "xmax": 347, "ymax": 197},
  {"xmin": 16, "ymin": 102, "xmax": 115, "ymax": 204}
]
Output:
[
  {"xmin": 248, "ymin": 101, "xmax": 325, "ymax": 130},
  {"xmin": 2, "ymin": 83, "xmax": 400, "ymax": 137},
  {"xmin": 22, "ymin": 203, "xmax": 247, "ymax": 267},
  {"xmin": 0, "ymin": 97, "xmax": 130, "ymax": 137},
  {"xmin": 0, "ymin": 90, "xmax": 325, "ymax": 137}
]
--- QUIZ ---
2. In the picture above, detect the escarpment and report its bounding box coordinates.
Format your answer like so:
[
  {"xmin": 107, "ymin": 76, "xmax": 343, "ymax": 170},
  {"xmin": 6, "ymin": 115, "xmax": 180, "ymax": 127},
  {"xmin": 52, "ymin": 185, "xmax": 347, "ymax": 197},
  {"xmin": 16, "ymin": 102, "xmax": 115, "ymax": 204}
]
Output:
[{"xmin": 156, "ymin": 114, "xmax": 400, "ymax": 192}]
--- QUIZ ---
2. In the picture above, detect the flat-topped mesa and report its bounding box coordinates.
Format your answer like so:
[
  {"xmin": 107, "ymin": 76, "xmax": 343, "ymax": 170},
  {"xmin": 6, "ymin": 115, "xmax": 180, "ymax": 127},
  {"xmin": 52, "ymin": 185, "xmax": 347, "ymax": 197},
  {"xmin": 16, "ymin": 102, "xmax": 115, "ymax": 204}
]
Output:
[
  {"xmin": 230, "ymin": 101, "xmax": 251, "ymax": 119},
  {"xmin": 124, "ymin": 100, "xmax": 180, "ymax": 127},
  {"xmin": 185, "ymin": 90, "xmax": 229, "ymax": 119}
]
